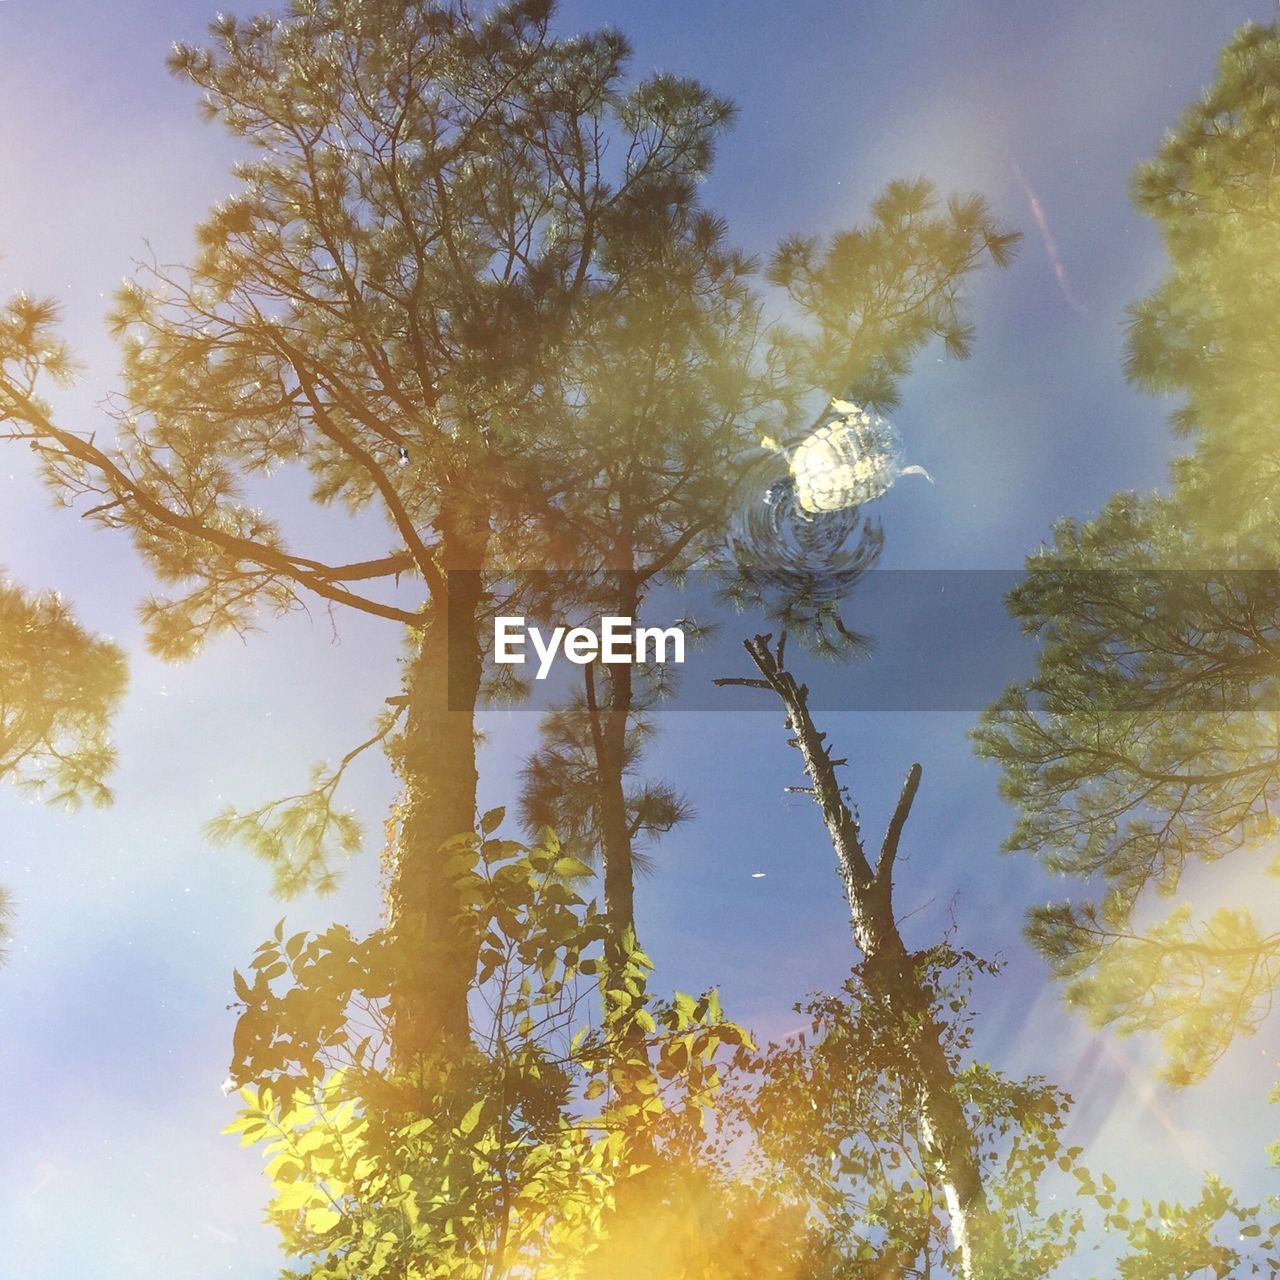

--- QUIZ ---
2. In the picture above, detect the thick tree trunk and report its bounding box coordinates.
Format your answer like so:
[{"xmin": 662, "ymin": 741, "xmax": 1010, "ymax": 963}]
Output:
[
  {"xmin": 725, "ymin": 634, "xmax": 989, "ymax": 1278},
  {"xmin": 387, "ymin": 502, "xmax": 488, "ymax": 1060}
]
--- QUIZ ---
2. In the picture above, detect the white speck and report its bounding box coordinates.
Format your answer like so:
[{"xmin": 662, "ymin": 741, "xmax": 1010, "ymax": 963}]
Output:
[{"xmin": 751, "ymin": 872, "xmax": 766, "ymax": 879}]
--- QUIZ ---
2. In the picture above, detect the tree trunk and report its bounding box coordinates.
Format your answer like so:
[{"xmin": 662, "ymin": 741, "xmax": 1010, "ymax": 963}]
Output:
[
  {"xmin": 727, "ymin": 634, "xmax": 989, "ymax": 1277},
  {"xmin": 597, "ymin": 646, "xmax": 637, "ymax": 956},
  {"xmin": 387, "ymin": 500, "xmax": 488, "ymax": 1060},
  {"xmin": 585, "ymin": 566, "xmax": 642, "ymax": 968},
  {"xmin": 582, "ymin": 568, "xmax": 660, "ymax": 1240}
]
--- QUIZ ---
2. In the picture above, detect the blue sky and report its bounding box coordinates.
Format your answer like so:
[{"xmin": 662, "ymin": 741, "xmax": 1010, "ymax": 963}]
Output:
[{"xmin": 1, "ymin": 2, "xmax": 1277, "ymax": 1275}]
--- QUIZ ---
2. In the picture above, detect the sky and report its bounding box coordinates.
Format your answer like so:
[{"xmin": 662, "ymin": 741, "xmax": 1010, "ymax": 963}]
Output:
[{"xmin": 1, "ymin": 1, "xmax": 1277, "ymax": 1275}]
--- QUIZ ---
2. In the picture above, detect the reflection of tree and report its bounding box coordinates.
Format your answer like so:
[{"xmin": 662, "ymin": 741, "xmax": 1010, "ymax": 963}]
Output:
[
  {"xmin": 2, "ymin": 3, "xmax": 768, "ymax": 1051},
  {"xmin": 19, "ymin": 1, "xmax": 1279, "ymax": 1274},
  {"xmin": 719, "ymin": 634, "xmax": 990, "ymax": 1272},
  {"xmin": 0, "ymin": 579, "xmax": 126, "ymax": 808},
  {"xmin": 735, "ymin": 950, "xmax": 1082, "ymax": 1278},
  {"xmin": 3, "ymin": 5, "xmax": 1276, "ymax": 1270},
  {"xmin": 227, "ymin": 814, "xmax": 756, "ymax": 1280},
  {"xmin": 710, "ymin": 631, "xmax": 1280, "ymax": 1278},
  {"xmin": 0, "ymin": 576, "xmax": 127, "ymax": 960},
  {"xmin": 0, "ymin": 300, "xmax": 128, "ymax": 960},
  {"xmin": 221, "ymin": 639, "xmax": 1280, "ymax": 1278},
  {"xmin": 518, "ymin": 173, "xmax": 1017, "ymax": 975},
  {"xmin": 519, "ymin": 687, "xmax": 692, "ymax": 879},
  {"xmin": 0, "ymin": 3, "xmax": 1017, "ymax": 1058},
  {"xmin": 977, "ymin": 23, "xmax": 1280, "ymax": 1087}
]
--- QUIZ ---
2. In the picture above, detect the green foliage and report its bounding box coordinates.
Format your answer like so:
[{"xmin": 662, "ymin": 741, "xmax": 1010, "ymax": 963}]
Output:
[
  {"xmin": 975, "ymin": 507, "xmax": 1280, "ymax": 1089},
  {"xmin": 1087, "ymin": 1175, "xmax": 1279, "ymax": 1279},
  {"xmin": 724, "ymin": 948, "xmax": 1087, "ymax": 1277},
  {"xmin": 977, "ymin": 497, "xmax": 1280, "ymax": 894},
  {"xmin": 206, "ymin": 774, "xmax": 362, "ymax": 899},
  {"xmin": 1126, "ymin": 22, "xmax": 1280, "ymax": 545},
  {"xmin": 71, "ymin": 0, "xmax": 770, "ymax": 658},
  {"xmin": 712, "ymin": 947, "xmax": 1280, "ymax": 1279},
  {"xmin": 0, "ymin": 302, "xmax": 128, "ymax": 959},
  {"xmin": 0, "ymin": 292, "xmax": 77, "ymax": 404},
  {"xmin": 769, "ymin": 178, "xmax": 1019, "ymax": 415},
  {"xmin": 518, "ymin": 691, "xmax": 693, "ymax": 873},
  {"xmin": 227, "ymin": 812, "xmax": 750, "ymax": 1278},
  {"xmin": 1, "ymin": 301, "xmax": 124, "ymax": 809},
  {"xmin": 1027, "ymin": 901, "xmax": 1280, "ymax": 1087},
  {"xmin": 977, "ymin": 21, "xmax": 1280, "ymax": 1088},
  {"xmin": 204, "ymin": 708, "xmax": 405, "ymax": 897},
  {"xmin": 0, "ymin": 578, "xmax": 126, "ymax": 809},
  {"xmin": 221, "ymin": 803, "xmax": 1280, "ymax": 1279},
  {"xmin": 974, "ymin": 496, "xmax": 1280, "ymax": 910}
]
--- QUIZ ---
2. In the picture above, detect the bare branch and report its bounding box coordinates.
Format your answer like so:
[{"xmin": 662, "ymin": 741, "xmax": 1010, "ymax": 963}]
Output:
[{"xmin": 878, "ymin": 762, "xmax": 923, "ymax": 895}]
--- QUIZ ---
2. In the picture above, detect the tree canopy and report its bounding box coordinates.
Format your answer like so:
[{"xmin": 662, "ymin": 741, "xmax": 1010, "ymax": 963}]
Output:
[
  {"xmin": 9, "ymin": 3, "xmax": 1276, "ymax": 1278},
  {"xmin": 0, "ymin": 295, "xmax": 128, "ymax": 959},
  {"xmin": 977, "ymin": 21, "xmax": 1280, "ymax": 1087}
]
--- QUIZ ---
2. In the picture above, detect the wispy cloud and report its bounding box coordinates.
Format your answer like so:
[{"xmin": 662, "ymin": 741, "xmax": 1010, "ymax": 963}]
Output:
[
  {"xmin": 1012, "ymin": 159, "xmax": 1091, "ymax": 318},
  {"xmin": 30, "ymin": 1160, "xmax": 60, "ymax": 1196}
]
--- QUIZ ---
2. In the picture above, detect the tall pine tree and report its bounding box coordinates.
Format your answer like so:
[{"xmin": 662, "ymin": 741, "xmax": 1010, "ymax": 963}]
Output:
[{"xmin": 977, "ymin": 20, "xmax": 1280, "ymax": 1087}]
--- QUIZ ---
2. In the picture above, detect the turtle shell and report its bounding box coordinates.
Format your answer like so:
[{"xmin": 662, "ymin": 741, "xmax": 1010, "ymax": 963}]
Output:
[{"xmin": 789, "ymin": 404, "xmax": 903, "ymax": 514}]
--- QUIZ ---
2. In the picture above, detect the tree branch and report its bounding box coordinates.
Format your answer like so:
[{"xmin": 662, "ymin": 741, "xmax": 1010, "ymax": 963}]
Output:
[{"xmin": 878, "ymin": 762, "xmax": 922, "ymax": 896}]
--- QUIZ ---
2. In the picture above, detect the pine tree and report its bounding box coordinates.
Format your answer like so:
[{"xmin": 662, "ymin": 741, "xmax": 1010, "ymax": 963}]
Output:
[
  {"xmin": 516, "ymin": 174, "xmax": 1018, "ymax": 973},
  {"xmin": 976, "ymin": 21, "xmax": 1280, "ymax": 1086},
  {"xmin": 0, "ymin": 0, "xmax": 757, "ymax": 1052},
  {"xmin": 0, "ymin": 295, "xmax": 128, "ymax": 959},
  {"xmin": 1, "ymin": 2, "xmax": 1016, "ymax": 1058}
]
